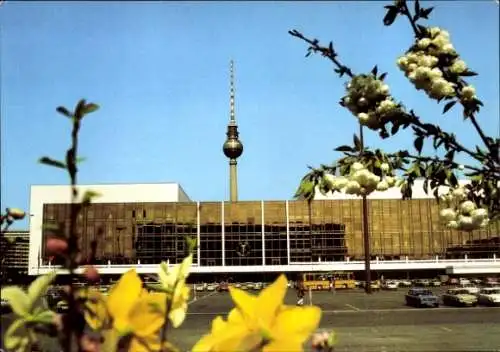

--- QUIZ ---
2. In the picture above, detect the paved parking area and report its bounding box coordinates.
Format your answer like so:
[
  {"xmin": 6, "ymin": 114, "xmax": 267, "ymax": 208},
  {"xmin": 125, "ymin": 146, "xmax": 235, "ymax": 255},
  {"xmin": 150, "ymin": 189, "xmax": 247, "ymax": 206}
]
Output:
[
  {"xmin": 173, "ymin": 288, "xmax": 500, "ymax": 351},
  {"xmin": 2, "ymin": 288, "xmax": 499, "ymax": 351}
]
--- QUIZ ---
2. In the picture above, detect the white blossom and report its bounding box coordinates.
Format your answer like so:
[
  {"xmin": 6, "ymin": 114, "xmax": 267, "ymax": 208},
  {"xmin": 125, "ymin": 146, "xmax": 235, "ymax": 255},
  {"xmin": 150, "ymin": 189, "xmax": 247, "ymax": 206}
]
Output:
[{"xmin": 461, "ymin": 86, "xmax": 476, "ymax": 100}]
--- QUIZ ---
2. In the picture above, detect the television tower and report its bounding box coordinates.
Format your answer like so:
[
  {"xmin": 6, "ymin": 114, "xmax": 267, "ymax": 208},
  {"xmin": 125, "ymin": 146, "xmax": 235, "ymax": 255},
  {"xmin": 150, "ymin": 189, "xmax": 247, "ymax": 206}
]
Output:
[{"xmin": 222, "ymin": 60, "xmax": 243, "ymax": 202}]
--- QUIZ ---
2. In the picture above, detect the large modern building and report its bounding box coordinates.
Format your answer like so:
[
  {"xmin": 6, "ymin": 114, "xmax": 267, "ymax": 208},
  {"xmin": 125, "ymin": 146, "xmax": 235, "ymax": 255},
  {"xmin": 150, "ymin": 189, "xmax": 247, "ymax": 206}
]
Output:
[{"xmin": 27, "ymin": 61, "xmax": 500, "ymax": 278}]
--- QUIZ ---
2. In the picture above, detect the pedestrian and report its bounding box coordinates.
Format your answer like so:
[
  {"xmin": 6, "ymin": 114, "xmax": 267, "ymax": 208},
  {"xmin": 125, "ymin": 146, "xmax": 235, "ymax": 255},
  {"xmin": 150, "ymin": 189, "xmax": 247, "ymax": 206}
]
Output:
[{"xmin": 297, "ymin": 281, "xmax": 305, "ymax": 306}]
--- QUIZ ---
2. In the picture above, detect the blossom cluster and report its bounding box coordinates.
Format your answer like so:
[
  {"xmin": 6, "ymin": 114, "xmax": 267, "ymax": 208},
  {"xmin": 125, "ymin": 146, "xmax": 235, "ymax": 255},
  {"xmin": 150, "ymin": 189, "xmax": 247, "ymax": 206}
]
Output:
[
  {"xmin": 341, "ymin": 74, "xmax": 403, "ymax": 130},
  {"xmin": 397, "ymin": 27, "xmax": 476, "ymax": 102},
  {"xmin": 439, "ymin": 186, "xmax": 490, "ymax": 231},
  {"xmin": 322, "ymin": 161, "xmax": 397, "ymax": 197}
]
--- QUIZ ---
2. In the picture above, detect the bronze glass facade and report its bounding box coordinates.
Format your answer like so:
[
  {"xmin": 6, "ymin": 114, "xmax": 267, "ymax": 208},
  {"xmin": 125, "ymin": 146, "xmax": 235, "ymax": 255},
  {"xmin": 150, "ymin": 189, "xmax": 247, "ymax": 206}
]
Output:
[{"xmin": 40, "ymin": 200, "xmax": 500, "ymax": 266}]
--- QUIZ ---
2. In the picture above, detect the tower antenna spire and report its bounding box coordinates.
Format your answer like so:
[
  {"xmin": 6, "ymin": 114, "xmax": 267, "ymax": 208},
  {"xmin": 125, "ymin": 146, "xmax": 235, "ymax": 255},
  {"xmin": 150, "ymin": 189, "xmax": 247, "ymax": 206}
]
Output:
[{"xmin": 230, "ymin": 59, "xmax": 235, "ymax": 124}]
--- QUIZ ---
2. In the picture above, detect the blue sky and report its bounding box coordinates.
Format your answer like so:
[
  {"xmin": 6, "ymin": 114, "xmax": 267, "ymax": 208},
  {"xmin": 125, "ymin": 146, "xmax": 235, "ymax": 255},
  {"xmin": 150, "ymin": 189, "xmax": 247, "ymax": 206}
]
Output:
[{"xmin": 1, "ymin": 1, "xmax": 499, "ymax": 229}]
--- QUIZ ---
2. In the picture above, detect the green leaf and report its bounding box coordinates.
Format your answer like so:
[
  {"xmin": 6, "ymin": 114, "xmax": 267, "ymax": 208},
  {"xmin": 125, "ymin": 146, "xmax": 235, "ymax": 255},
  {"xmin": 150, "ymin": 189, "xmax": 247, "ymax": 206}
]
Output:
[
  {"xmin": 383, "ymin": 6, "xmax": 399, "ymax": 26},
  {"xmin": 335, "ymin": 145, "xmax": 354, "ymax": 153},
  {"xmin": 82, "ymin": 190, "xmax": 101, "ymax": 206},
  {"xmin": 419, "ymin": 7, "xmax": 434, "ymax": 19},
  {"xmin": 414, "ymin": 0, "xmax": 420, "ymax": 18},
  {"xmin": 460, "ymin": 71, "xmax": 478, "ymax": 77},
  {"xmin": 1, "ymin": 287, "xmax": 30, "ymax": 316},
  {"xmin": 56, "ymin": 106, "xmax": 72, "ymax": 118},
  {"xmin": 82, "ymin": 103, "xmax": 100, "ymax": 115},
  {"xmin": 4, "ymin": 318, "xmax": 30, "ymax": 350},
  {"xmin": 30, "ymin": 310, "xmax": 55, "ymax": 325},
  {"xmin": 442, "ymin": 101, "xmax": 457, "ymax": 114},
  {"xmin": 74, "ymin": 99, "xmax": 87, "ymax": 119},
  {"xmin": 39, "ymin": 157, "xmax": 67, "ymax": 169},
  {"xmin": 414, "ymin": 136, "xmax": 424, "ymax": 154},
  {"xmin": 371, "ymin": 65, "xmax": 378, "ymax": 77},
  {"xmin": 27, "ymin": 271, "xmax": 57, "ymax": 311}
]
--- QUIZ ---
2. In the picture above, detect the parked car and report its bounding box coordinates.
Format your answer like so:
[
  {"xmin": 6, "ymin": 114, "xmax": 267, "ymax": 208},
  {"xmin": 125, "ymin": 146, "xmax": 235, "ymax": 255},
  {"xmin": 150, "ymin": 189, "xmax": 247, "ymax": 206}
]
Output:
[
  {"xmin": 431, "ymin": 279, "xmax": 441, "ymax": 287},
  {"xmin": 382, "ymin": 280, "xmax": 399, "ymax": 290},
  {"xmin": 195, "ymin": 284, "xmax": 205, "ymax": 292},
  {"xmin": 405, "ymin": 288, "xmax": 440, "ymax": 308},
  {"xmin": 477, "ymin": 288, "xmax": 500, "ymax": 307},
  {"xmin": 448, "ymin": 278, "xmax": 459, "ymax": 285},
  {"xmin": 217, "ymin": 282, "xmax": 229, "ymax": 292},
  {"xmin": 458, "ymin": 283, "xmax": 480, "ymax": 295},
  {"xmin": 458, "ymin": 278, "xmax": 471, "ymax": 285},
  {"xmin": 414, "ymin": 279, "xmax": 431, "ymax": 287},
  {"xmin": 253, "ymin": 282, "xmax": 263, "ymax": 290},
  {"xmin": 398, "ymin": 280, "xmax": 412, "ymax": 288},
  {"xmin": 442, "ymin": 288, "xmax": 478, "ymax": 307},
  {"xmin": 206, "ymin": 283, "xmax": 217, "ymax": 291}
]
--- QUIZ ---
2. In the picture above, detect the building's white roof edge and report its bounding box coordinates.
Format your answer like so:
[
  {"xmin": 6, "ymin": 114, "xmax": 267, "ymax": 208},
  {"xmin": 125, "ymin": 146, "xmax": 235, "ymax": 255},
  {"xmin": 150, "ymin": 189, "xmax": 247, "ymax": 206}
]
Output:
[{"xmin": 30, "ymin": 182, "xmax": 183, "ymax": 188}]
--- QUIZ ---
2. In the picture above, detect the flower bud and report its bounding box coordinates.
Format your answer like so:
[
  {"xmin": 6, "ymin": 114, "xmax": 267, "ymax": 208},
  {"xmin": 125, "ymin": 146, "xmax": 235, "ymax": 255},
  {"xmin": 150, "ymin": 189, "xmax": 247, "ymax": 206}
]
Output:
[
  {"xmin": 429, "ymin": 27, "xmax": 441, "ymax": 37},
  {"xmin": 351, "ymin": 162, "xmax": 364, "ymax": 172},
  {"xmin": 46, "ymin": 237, "xmax": 68, "ymax": 255},
  {"xmin": 385, "ymin": 176, "xmax": 395, "ymax": 187},
  {"xmin": 440, "ymin": 208, "xmax": 456, "ymax": 222},
  {"xmin": 471, "ymin": 208, "xmax": 488, "ymax": 222},
  {"xmin": 450, "ymin": 59, "xmax": 467, "ymax": 75},
  {"xmin": 460, "ymin": 200, "xmax": 476, "ymax": 215},
  {"xmin": 333, "ymin": 177, "xmax": 348, "ymax": 190},
  {"xmin": 357, "ymin": 113, "xmax": 370, "ymax": 125},
  {"xmin": 380, "ymin": 163, "xmax": 390, "ymax": 172},
  {"xmin": 379, "ymin": 84, "xmax": 390, "ymax": 95},
  {"xmin": 417, "ymin": 38, "xmax": 431, "ymax": 49},
  {"xmin": 441, "ymin": 43, "xmax": 455, "ymax": 54},
  {"xmin": 83, "ymin": 266, "xmax": 100, "ymax": 283},
  {"xmin": 447, "ymin": 220, "xmax": 458, "ymax": 229},
  {"xmin": 323, "ymin": 174, "xmax": 336, "ymax": 189},
  {"xmin": 458, "ymin": 164, "xmax": 464, "ymax": 170},
  {"xmin": 7, "ymin": 208, "xmax": 26, "ymax": 220},
  {"xmin": 376, "ymin": 180, "xmax": 389, "ymax": 192},
  {"xmin": 452, "ymin": 187, "xmax": 466, "ymax": 200},
  {"xmin": 345, "ymin": 180, "xmax": 361, "ymax": 195},
  {"xmin": 457, "ymin": 215, "xmax": 475, "ymax": 231},
  {"xmin": 461, "ymin": 86, "xmax": 475, "ymax": 100},
  {"xmin": 357, "ymin": 97, "xmax": 368, "ymax": 107}
]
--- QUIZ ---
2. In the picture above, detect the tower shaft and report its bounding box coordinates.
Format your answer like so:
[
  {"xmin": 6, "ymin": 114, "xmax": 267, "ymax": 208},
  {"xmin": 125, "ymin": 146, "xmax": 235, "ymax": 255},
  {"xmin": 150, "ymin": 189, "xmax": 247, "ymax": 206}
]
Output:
[{"xmin": 229, "ymin": 159, "xmax": 238, "ymax": 202}]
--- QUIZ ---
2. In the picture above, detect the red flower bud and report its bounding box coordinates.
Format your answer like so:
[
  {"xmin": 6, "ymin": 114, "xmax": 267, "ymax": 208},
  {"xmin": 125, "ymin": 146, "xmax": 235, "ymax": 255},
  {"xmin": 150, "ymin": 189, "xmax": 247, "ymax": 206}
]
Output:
[
  {"xmin": 46, "ymin": 238, "xmax": 68, "ymax": 255},
  {"xmin": 83, "ymin": 266, "xmax": 100, "ymax": 283}
]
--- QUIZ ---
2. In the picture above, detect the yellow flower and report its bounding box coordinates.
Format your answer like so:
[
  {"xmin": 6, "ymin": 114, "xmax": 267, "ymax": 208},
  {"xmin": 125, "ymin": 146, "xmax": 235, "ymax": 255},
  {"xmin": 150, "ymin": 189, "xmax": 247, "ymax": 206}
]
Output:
[
  {"xmin": 82, "ymin": 270, "xmax": 167, "ymax": 351},
  {"xmin": 157, "ymin": 255, "xmax": 193, "ymax": 328},
  {"xmin": 193, "ymin": 275, "xmax": 321, "ymax": 352}
]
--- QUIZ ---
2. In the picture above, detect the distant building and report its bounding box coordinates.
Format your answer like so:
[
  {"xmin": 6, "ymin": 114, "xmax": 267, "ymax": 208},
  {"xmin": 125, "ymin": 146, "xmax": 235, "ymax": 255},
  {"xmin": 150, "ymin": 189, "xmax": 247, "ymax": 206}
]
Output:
[
  {"xmin": 1, "ymin": 230, "xmax": 30, "ymax": 276},
  {"xmin": 26, "ymin": 62, "xmax": 500, "ymax": 277}
]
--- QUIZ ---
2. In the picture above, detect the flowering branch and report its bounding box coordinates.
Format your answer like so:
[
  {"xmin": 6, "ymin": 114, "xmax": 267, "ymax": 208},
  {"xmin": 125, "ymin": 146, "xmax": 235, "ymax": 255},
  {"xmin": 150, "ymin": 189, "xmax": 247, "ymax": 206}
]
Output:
[
  {"xmin": 291, "ymin": 0, "xmax": 499, "ymax": 231},
  {"xmin": 40, "ymin": 100, "xmax": 100, "ymax": 352}
]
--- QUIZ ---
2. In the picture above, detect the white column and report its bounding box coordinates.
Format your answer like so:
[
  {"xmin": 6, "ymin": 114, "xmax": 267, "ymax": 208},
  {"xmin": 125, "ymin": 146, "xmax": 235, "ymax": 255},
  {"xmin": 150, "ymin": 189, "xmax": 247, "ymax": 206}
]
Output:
[
  {"xmin": 286, "ymin": 200, "xmax": 291, "ymax": 265},
  {"xmin": 261, "ymin": 200, "xmax": 265, "ymax": 266},
  {"xmin": 221, "ymin": 201, "xmax": 225, "ymax": 266},
  {"xmin": 197, "ymin": 202, "xmax": 201, "ymax": 266}
]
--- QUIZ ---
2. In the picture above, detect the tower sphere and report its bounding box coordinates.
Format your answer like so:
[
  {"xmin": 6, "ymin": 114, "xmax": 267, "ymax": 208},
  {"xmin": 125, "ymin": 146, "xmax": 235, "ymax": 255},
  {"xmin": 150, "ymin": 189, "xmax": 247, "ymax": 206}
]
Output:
[{"xmin": 223, "ymin": 138, "xmax": 243, "ymax": 159}]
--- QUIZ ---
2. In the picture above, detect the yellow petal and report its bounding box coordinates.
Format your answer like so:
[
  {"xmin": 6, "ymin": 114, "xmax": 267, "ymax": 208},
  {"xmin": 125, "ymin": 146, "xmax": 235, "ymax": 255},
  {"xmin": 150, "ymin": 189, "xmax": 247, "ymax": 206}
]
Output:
[
  {"xmin": 169, "ymin": 305, "xmax": 187, "ymax": 328},
  {"xmin": 229, "ymin": 287, "xmax": 257, "ymax": 321},
  {"xmin": 128, "ymin": 293, "xmax": 166, "ymax": 337},
  {"xmin": 107, "ymin": 269, "xmax": 142, "ymax": 324},
  {"xmin": 271, "ymin": 306, "xmax": 321, "ymax": 343},
  {"xmin": 192, "ymin": 323, "xmax": 257, "ymax": 352},
  {"xmin": 255, "ymin": 274, "xmax": 288, "ymax": 328}
]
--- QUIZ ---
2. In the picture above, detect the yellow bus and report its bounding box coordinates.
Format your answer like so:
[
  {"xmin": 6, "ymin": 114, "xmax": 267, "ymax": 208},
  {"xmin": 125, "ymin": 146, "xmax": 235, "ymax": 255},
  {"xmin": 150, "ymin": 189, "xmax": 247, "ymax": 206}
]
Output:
[
  {"xmin": 300, "ymin": 272, "xmax": 356, "ymax": 291},
  {"xmin": 301, "ymin": 273, "xmax": 331, "ymax": 291},
  {"xmin": 330, "ymin": 271, "xmax": 356, "ymax": 289}
]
